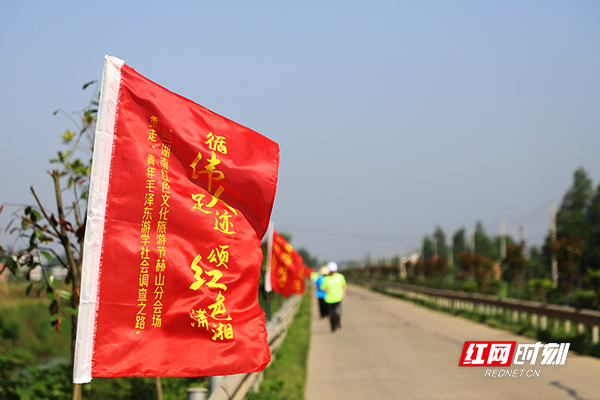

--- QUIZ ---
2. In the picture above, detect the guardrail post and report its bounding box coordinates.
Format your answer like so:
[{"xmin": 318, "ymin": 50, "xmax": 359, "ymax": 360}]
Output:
[
  {"xmin": 593, "ymin": 326, "xmax": 599, "ymax": 344},
  {"xmin": 553, "ymin": 318, "xmax": 560, "ymax": 331},
  {"xmin": 577, "ymin": 323, "xmax": 585, "ymax": 335},
  {"xmin": 210, "ymin": 376, "xmax": 222, "ymax": 394},
  {"xmin": 512, "ymin": 310, "xmax": 518, "ymax": 323},
  {"xmin": 531, "ymin": 313, "xmax": 538, "ymax": 328},
  {"xmin": 564, "ymin": 320, "xmax": 571, "ymax": 334},
  {"xmin": 540, "ymin": 315, "xmax": 547, "ymax": 330},
  {"xmin": 188, "ymin": 388, "xmax": 207, "ymax": 400}
]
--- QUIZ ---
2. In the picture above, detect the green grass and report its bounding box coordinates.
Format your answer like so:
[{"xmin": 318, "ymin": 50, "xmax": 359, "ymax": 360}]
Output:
[
  {"xmin": 0, "ymin": 296, "xmax": 71, "ymax": 364},
  {"xmin": 0, "ymin": 282, "xmax": 209, "ymax": 400},
  {"xmin": 1, "ymin": 281, "xmax": 310, "ymax": 400},
  {"xmin": 1, "ymin": 284, "xmax": 73, "ymax": 400},
  {"xmin": 247, "ymin": 293, "xmax": 312, "ymax": 400}
]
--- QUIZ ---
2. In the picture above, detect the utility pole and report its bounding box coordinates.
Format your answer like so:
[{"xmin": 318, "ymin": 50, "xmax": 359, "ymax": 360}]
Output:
[
  {"xmin": 399, "ymin": 249, "xmax": 406, "ymax": 279},
  {"xmin": 519, "ymin": 224, "xmax": 525, "ymax": 243},
  {"xmin": 551, "ymin": 203, "xmax": 558, "ymax": 286},
  {"xmin": 470, "ymin": 228, "xmax": 475, "ymax": 252},
  {"xmin": 500, "ymin": 219, "xmax": 506, "ymax": 261}
]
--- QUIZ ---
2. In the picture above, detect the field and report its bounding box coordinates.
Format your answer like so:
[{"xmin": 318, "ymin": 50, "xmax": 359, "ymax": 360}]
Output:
[{"xmin": 0, "ymin": 281, "xmax": 208, "ymax": 400}]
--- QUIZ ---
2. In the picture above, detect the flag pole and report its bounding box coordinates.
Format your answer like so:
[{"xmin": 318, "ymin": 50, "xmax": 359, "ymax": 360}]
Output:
[
  {"xmin": 265, "ymin": 224, "xmax": 274, "ymax": 320},
  {"xmin": 72, "ymin": 383, "xmax": 81, "ymax": 400}
]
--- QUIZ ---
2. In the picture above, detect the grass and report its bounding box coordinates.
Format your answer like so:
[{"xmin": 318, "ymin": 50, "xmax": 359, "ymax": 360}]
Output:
[
  {"xmin": 0, "ymin": 286, "xmax": 71, "ymax": 364},
  {"xmin": 0, "ymin": 281, "xmax": 210, "ymax": 400},
  {"xmin": 247, "ymin": 293, "xmax": 312, "ymax": 400},
  {"xmin": 1, "ymin": 281, "xmax": 311, "ymax": 400}
]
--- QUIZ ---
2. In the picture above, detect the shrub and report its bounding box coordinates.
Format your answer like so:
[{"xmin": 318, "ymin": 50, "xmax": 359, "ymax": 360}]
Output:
[
  {"xmin": 569, "ymin": 289, "xmax": 595, "ymax": 309},
  {"xmin": 527, "ymin": 279, "xmax": 553, "ymax": 303}
]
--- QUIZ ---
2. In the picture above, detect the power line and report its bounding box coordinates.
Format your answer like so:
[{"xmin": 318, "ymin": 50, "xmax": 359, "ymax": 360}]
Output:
[{"xmin": 504, "ymin": 200, "xmax": 556, "ymax": 225}]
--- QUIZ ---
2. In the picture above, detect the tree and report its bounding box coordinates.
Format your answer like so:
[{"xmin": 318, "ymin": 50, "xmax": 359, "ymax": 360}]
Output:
[
  {"xmin": 556, "ymin": 168, "xmax": 592, "ymax": 243},
  {"xmin": 422, "ymin": 235, "xmax": 434, "ymax": 260},
  {"xmin": 504, "ymin": 242, "xmax": 527, "ymax": 295},
  {"xmin": 554, "ymin": 168, "xmax": 596, "ymax": 277},
  {"xmin": 474, "ymin": 221, "xmax": 497, "ymax": 260},
  {"xmin": 297, "ymin": 248, "xmax": 318, "ymax": 269},
  {"xmin": 549, "ymin": 235, "xmax": 584, "ymax": 297},
  {"xmin": 557, "ymin": 167, "xmax": 593, "ymax": 238},
  {"xmin": 458, "ymin": 251, "xmax": 494, "ymax": 293},
  {"xmin": 528, "ymin": 245, "xmax": 550, "ymax": 280},
  {"xmin": 584, "ymin": 269, "xmax": 600, "ymax": 310},
  {"xmin": 0, "ymin": 82, "xmax": 98, "ymax": 399},
  {"xmin": 432, "ymin": 226, "xmax": 448, "ymax": 261},
  {"xmin": 584, "ymin": 183, "xmax": 600, "ymax": 271},
  {"xmin": 424, "ymin": 255, "xmax": 447, "ymax": 282},
  {"xmin": 452, "ymin": 228, "xmax": 467, "ymax": 266}
]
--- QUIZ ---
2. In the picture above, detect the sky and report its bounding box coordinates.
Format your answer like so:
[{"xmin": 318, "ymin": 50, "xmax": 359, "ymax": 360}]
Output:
[{"xmin": 1, "ymin": 1, "xmax": 600, "ymax": 264}]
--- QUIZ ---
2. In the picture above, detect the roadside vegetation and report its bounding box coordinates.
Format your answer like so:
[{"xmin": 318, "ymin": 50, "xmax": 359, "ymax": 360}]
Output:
[
  {"xmin": 346, "ymin": 168, "xmax": 600, "ymax": 312},
  {"xmin": 0, "ymin": 281, "xmax": 209, "ymax": 400},
  {"xmin": 247, "ymin": 292, "xmax": 311, "ymax": 400}
]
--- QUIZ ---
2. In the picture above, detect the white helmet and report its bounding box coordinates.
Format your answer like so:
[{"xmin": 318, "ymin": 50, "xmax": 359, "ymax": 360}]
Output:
[{"xmin": 326, "ymin": 261, "xmax": 338, "ymax": 272}]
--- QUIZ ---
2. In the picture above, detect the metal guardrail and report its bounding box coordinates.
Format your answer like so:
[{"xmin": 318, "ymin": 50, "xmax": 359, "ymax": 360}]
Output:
[
  {"xmin": 351, "ymin": 278, "xmax": 600, "ymax": 344},
  {"xmin": 206, "ymin": 294, "xmax": 303, "ymax": 400}
]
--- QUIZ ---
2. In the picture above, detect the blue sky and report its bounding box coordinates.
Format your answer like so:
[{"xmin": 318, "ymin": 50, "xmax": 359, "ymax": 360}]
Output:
[{"xmin": 1, "ymin": 1, "xmax": 600, "ymax": 263}]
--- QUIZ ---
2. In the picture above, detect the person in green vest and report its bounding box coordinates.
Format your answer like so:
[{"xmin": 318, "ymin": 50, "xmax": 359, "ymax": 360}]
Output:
[{"xmin": 320, "ymin": 261, "xmax": 347, "ymax": 332}]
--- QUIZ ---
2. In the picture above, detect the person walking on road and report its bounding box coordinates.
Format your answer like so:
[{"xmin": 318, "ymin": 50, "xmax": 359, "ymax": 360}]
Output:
[
  {"xmin": 312, "ymin": 266, "xmax": 330, "ymax": 319},
  {"xmin": 320, "ymin": 261, "xmax": 346, "ymax": 332}
]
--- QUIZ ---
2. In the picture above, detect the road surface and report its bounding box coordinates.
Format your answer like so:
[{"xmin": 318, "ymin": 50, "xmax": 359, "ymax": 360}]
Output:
[{"xmin": 306, "ymin": 284, "xmax": 600, "ymax": 400}]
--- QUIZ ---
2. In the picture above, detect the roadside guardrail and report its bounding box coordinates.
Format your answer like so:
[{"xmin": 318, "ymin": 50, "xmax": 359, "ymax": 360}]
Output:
[
  {"xmin": 350, "ymin": 278, "xmax": 600, "ymax": 344},
  {"xmin": 205, "ymin": 294, "xmax": 303, "ymax": 400}
]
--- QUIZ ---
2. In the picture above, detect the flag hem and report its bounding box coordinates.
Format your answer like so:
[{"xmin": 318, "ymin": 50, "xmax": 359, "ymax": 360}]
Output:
[{"xmin": 73, "ymin": 55, "xmax": 124, "ymax": 384}]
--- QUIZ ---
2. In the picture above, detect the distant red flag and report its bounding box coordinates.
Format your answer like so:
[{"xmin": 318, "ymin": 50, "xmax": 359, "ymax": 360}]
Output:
[
  {"xmin": 304, "ymin": 265, "xmax": 313, "ymax": 280},
  {"xmin": 266, "ymin": 228, "xmax": 305, "ymax": 297},
  {"xmin": 73, "ymin": 56, "xmax": 279, "ymax": 383}
]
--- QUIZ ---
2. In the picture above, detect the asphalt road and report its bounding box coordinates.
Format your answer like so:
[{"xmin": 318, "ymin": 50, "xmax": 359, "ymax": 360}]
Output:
[{"xmin": 305, "ymin": 284, "xmax": 600, "ymax": 400}]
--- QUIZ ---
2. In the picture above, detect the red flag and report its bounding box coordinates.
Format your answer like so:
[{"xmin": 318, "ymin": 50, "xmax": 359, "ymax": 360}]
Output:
[
  {"xmin": 266, "ymin": 228, "xmax": 305, "ymax": 297},
  {"xmin": 303, "ymin": 265, "xmax": 313, "ymax": 280},
  {"xmin": 74, "ymin": 56, "xmax": 279, "ymax": 382}
]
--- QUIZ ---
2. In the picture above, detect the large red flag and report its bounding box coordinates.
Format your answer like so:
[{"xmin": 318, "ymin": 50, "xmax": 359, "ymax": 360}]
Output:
[
  {"xmin": 266, "ymin": 228, "xmax": 305, "ymax": 297},
  {"xmin": 74, "ymin": 56, "xmax": 279, "ymax": 383}
]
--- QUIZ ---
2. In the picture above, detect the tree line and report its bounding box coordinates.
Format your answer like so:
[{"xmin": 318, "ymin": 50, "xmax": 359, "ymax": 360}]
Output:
[{"xmin": 351, "ymin": 168, "xmax": 600, "ymax": 310}]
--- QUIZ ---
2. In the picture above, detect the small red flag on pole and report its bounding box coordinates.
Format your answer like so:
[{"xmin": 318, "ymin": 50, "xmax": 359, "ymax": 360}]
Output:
[
  {"xmin": 265, "ymin": 226, "xmax": 306, "ymax": 297},
  {"xmin": 73, "ymin": 56, "xmax": 279, "ymax": 383}
]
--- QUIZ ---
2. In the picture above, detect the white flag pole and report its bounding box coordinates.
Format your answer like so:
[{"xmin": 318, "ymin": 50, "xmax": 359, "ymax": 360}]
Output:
[{"xmin": 265, "ymin": 223, "xmax": 274, "ymax": 292}]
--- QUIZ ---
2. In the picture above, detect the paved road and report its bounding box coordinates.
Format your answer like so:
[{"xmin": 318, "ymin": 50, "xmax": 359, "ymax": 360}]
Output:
[{"xmin": 306, "ymin": 284, "xmax": 600, "ymax": 400}]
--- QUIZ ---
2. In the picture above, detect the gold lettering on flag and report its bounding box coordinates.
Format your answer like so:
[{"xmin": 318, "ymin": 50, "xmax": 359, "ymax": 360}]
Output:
[
  {"xmin": 136, "ymin": 116, "xmax": 172, "ymax": 332},
  {"xmin": 188, "ymin": 131, "xmax": 239, "ymax": 341}
]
